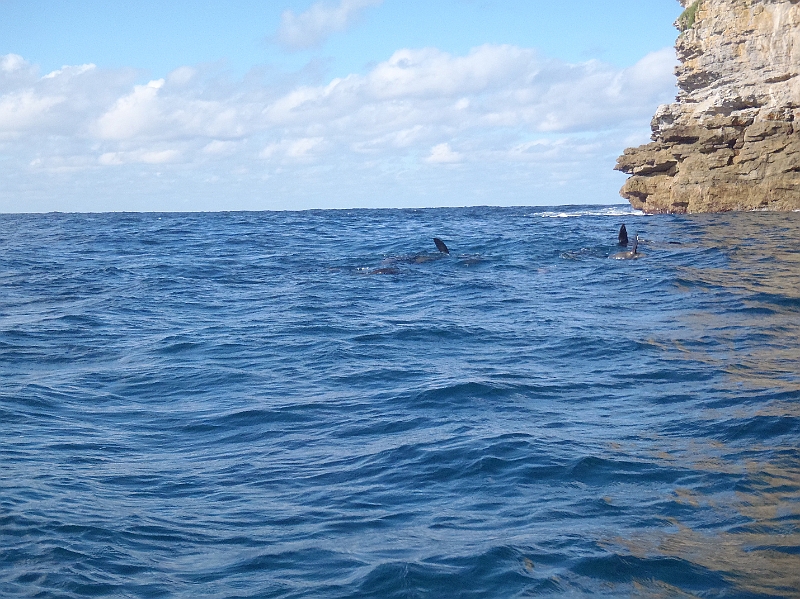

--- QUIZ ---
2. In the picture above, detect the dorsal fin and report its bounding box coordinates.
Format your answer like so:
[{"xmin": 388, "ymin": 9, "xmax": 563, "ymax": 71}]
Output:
[
  {"xmin": 631, "ymin": 236, "xmax": 638, "ymax": 255},
  {"xmin": 618, "ymin": 224, "xmax": 628, "ymax": 246},
  {"xmin": 433, "ymin": 237, "xmax": 449, "ymax": 254}
]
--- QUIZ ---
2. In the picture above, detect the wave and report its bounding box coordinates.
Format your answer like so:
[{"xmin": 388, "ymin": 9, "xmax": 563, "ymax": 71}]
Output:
[{"xmin": 536, "ymin": 205, "xmax": 645, "ymax": 218}]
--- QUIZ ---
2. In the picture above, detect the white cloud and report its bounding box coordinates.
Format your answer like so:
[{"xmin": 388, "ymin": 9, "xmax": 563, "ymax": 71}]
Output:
[
  {"xmin": 259, "ymin": 137, "xmax": 326, "ymax": 162},
  {"xmin": 95, "ymin": 79, "xmax": 165, "ymax": 140},
  {"xmin": 0, "ymin": 90, "xmax": 65, "ymax": 132},
  {"xmin": 0, "ymin": 54, "xmax": 36, "ymax": 86},
  {"xmin": 256, "ymin": 45, "xmax": 676, "ymax": 136},
  {"xmin": 364, "ymin": 45, "xmax": 535, "ymax": 99},
  {"xmin": 91, "ymin": 69, "xmax": 258, "ymax": 142},
  {"xmin": 43, "ymin": 64, "xmax": 96, "ymax": 79},
  {"xmin": 276, "ymin": 0, "xmax": 382, "ymax": 51},
  {"xmin": 0, "ymin": 47, "xmax": 675, "ymax": 146},
  {"xmin": 426, "ymin": 143, "xmax": 462, "ymax": 164},
  {"xmin": 287, "ymin": 136, "xmax": 324, "ymax": 158},
  {"xmin": 0, "ymin": 48, "xmax": 677, "ymax": 211},
  {"xmin": 99, "ymin": 148, "xmax": 181, "ymax": 165},
  {"xmin": 0, "ymin": 56, "xmax": 134, "ymax": 138},
  {"xmin": 1, "ymin": 54, "xmax": 27, "ymax": 72},
  {"xmin": 203, "ymin": 139, "xmax": 239, "ymax": 155},
  {"xmin": 167, "ymin": 66, "xmax": 197, "ymax": 87}
]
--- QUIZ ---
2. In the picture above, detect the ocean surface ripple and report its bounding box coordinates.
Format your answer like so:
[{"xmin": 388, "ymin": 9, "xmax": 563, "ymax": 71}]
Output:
[{"xmin": 1, "ymin": 206, "xmax": 798, "ymax": 598}]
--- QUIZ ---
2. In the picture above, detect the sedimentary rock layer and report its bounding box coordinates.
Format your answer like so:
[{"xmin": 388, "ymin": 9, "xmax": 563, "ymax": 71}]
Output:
[{"xmin": 616, "ymin": 0, "xmax": 800, "ymax": 213}]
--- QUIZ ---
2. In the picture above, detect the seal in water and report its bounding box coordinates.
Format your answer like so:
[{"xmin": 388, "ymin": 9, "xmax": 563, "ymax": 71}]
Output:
[
  {"xmin": 618, "ymin": 224, "xmax": 628, "ymax": 246},
  {"xmin": 612, "ymin": 235, "xmax": 642, "ymax": 260},
  {"xmin": 433, "ymin": 238, "xmax": 449, "ymax": 254}
]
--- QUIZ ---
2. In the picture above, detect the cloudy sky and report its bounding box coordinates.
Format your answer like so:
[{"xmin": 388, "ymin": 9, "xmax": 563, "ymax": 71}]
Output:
[{"xmin": 0, "ymin": 0, "xmax": 682, "ymax": 212}]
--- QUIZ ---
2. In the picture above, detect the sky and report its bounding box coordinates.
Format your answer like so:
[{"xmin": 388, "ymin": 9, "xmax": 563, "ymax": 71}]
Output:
[{"xmin": 0, "ymin": 0, "xmax": 683, "ymax": 212}]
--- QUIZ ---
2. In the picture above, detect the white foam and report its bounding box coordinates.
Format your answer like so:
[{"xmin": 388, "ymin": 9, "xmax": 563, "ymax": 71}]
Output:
[
  {"xmin": 539, "ymin": 212, "xmax": 581, "ymax": 218},
  {"xmin": 536, "ymin": 206, "xmax": 645, "ymax": 218}
]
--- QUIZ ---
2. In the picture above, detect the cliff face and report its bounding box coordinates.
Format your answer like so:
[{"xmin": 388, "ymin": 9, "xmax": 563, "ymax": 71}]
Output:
[{"xmin": 616, "ymin": 0, "xmax": 800, "ymax": 213}]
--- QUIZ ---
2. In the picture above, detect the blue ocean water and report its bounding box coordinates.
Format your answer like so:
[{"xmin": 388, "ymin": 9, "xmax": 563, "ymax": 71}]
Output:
[{"xmin": 1, "ymin": 205, "xmax": 799, "ymax": 598}]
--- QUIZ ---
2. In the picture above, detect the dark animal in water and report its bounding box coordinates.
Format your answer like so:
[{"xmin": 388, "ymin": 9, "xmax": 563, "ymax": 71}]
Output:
[
  {"xmin": 612, "ymin": 235, "xmax": 642, "ymax": 260},
  {"xmin": 368, "ymin": 238, "xmax": 451, "ymax": 272},
  {"xmin": 618, "ymin": 224, "xmax": 628, "ymax": 246}
]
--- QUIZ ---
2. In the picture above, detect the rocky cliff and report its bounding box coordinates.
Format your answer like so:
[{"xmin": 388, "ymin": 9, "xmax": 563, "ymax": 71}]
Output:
[{"xmin": 616, "ymin": 0, "xmax": 800, "ymax": 213}]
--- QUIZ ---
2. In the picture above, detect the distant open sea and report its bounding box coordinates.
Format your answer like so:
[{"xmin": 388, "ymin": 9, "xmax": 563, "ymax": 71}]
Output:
[{"xmin": 1, "ymin": 205, "xmax": 799, "ymax": 598}]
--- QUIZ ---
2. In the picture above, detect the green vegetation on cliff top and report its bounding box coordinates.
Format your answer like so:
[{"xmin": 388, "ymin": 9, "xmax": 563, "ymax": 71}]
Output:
[{"xmin": 677, "ymin": 1, "xmax": 702, "ymax": 32}]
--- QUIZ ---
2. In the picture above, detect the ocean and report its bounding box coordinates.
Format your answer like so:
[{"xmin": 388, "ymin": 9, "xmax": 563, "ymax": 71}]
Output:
[{"xmin": 1, "ymin": 205, "xmax": 798, "ymax": 598}]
